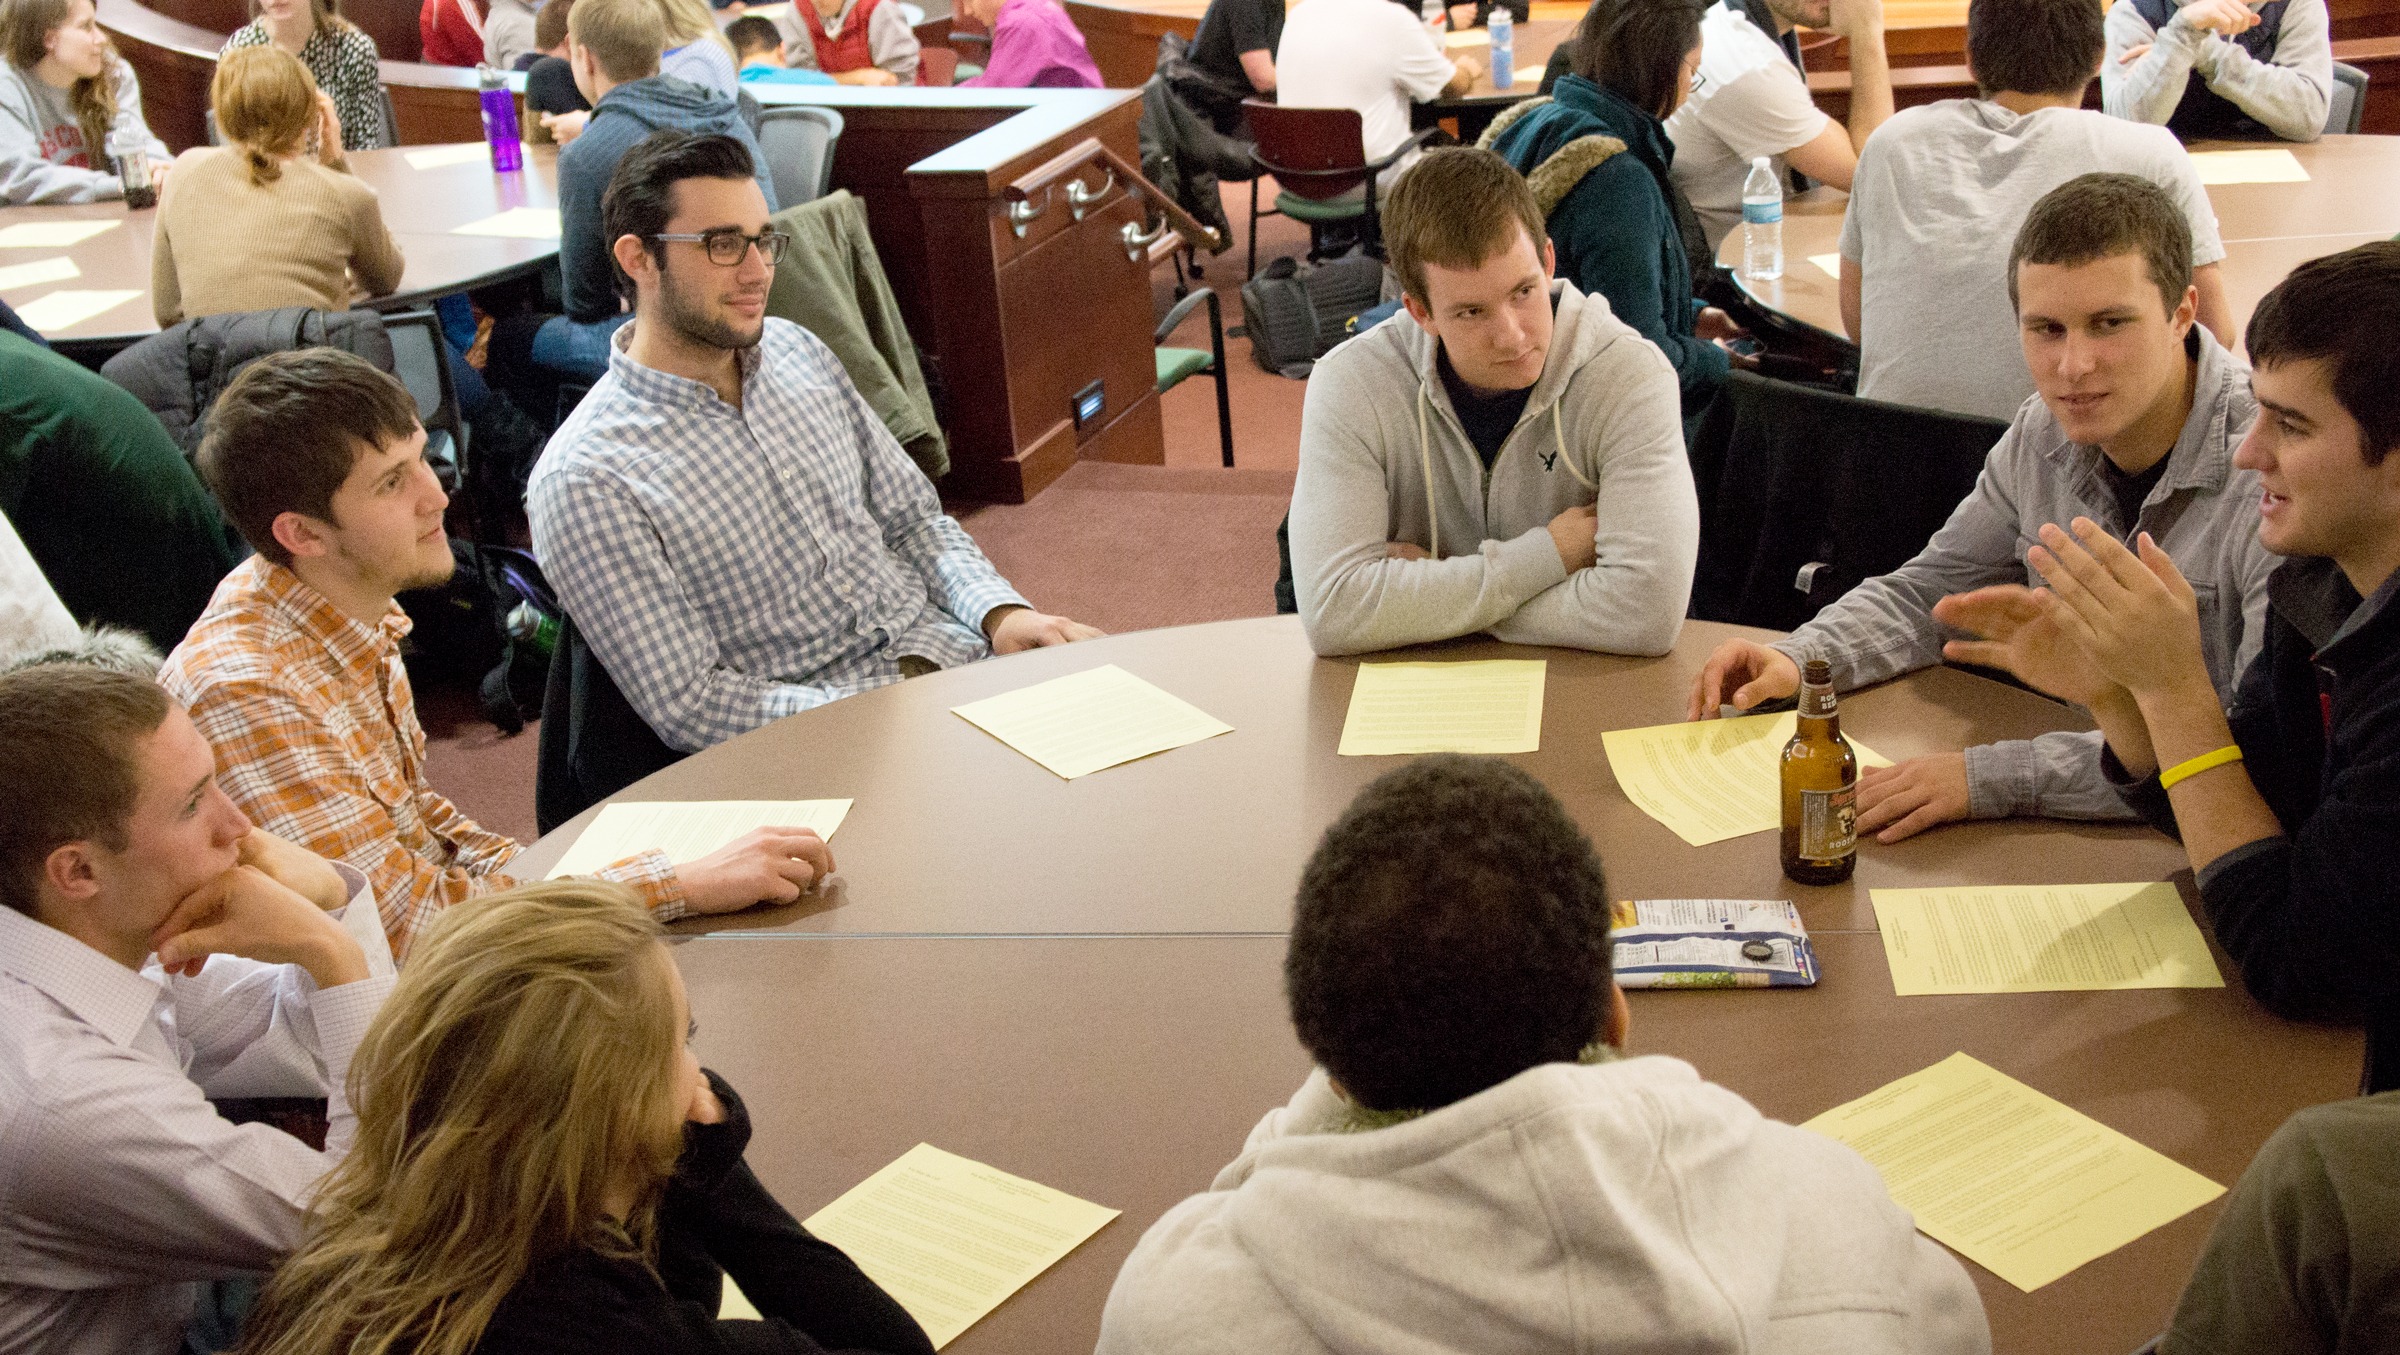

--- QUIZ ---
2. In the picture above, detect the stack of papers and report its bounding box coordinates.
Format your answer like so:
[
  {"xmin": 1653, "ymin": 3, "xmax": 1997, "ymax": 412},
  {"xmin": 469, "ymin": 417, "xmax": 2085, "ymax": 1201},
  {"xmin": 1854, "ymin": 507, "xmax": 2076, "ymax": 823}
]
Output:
[
  {"xmin": 450, "ymin": 207, "xmax": 562, "ymax": 238},
  {"xmin": 1337, "ymin": 659, "xmax": 1545, "ymax": 755},
  {"xmin": 1871, "ymin": 882, "xmax": 2223, "ymax": 995},
  {"xmin": 0, "ymin": 256, "xmax": 78, "ymax": 290},
  {"xmin": 1610, "ymin": 898, "xmax": 1818, "ymax": 988},
  {"xmin": 1804, "ymin": 1053, "xmax": 2224, "ymax": 1290},
  {"xmin": 1602, "ymin": 712, "xmax": 1890, "ymax": 846},
  {"xmin": 805, "ymin": 1144, "xmax": 1119, "ymax": 1348},
  {"xmin": 951, "ymin": 664, "xmax": 1231, "ymax": 779},
  {"xmin": 403, "ymin": 142, "xmax": 496, "ymax": 170},
  {"xmin": 2187, "ymin": 148, "xmax": 2309, "ymax": 184},
  {"xmin": 543, "ymin": 799, "xmax": 852, "ymax": 878},
  {"xmin": 0, "ymin": 219, "xmax": 117, "ymax": 248},
  {"xmin": 9, "ymin": 289, "xmax": 139, "ymax": 330}
]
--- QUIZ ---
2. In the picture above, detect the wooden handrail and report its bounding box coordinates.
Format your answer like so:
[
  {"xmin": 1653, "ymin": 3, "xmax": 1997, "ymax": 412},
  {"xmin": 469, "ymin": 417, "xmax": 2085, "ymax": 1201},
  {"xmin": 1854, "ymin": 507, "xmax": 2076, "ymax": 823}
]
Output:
[{"xmin": 1004, "ymin": 136, "xmax": 1226, "ymax": 254}]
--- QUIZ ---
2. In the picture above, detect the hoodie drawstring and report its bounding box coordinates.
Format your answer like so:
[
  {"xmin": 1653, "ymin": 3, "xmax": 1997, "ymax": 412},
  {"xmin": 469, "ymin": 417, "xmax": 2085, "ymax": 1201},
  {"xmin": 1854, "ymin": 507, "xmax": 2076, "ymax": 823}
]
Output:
[{"xmin": 1419, "ymin": 383, "xmax": 1593, "ymax": 561}]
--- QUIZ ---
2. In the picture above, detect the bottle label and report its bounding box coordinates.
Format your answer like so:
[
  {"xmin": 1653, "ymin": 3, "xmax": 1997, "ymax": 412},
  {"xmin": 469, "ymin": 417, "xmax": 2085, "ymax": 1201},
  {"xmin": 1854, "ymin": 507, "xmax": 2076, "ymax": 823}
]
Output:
[
  {"xmin": 1797, "ymin": 786, "xmax": 1856, "ymax": 863},
  {"xmin": 1743, "ymin": 200, "xmax": 1783, "ymax": 225}
]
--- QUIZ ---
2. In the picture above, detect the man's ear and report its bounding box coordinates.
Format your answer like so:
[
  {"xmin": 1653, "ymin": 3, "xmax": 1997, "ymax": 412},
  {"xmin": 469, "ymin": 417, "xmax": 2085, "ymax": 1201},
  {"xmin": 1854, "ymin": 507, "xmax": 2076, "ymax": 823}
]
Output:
[
  {"xmin": 1403, "ymin": 293, "xmax": 1436, "ymax": 334},
  {"xmin": 270, "ymin": 510, "xmax": 336, "ymax": 563},
  {"xmin": 1602, "ymin": 983, "xmax": 1631, "ymax": 1049},
  {"xmin": 41, "ymin": 841, "xmax": 101, "ymax": 907},
  {"xmin": 1540, "ymin": 235, "xmax": 1556, "ymax": 280},
  {"xmin": 2172, "ymin": 281, "xmax": 2199, "ymax": 339},
  {"xmin": 612, "ymin": 233, "xmax": 656, "ymax": 292}
]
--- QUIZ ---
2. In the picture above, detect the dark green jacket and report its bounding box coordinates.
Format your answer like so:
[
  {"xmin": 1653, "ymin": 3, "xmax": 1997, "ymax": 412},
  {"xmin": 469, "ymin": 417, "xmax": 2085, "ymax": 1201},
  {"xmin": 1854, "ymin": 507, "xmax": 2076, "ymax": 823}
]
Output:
[
  {"xmin": 1483, "ymin": 76, "xmax": 1727, "ymax": 414},
  {"xmin": 766, "ymin": 190, "xmax": 949, "ymax": 481},
  {"xmin": 0, "ymin": 330, "xmax": 242, "ymax": 652}
]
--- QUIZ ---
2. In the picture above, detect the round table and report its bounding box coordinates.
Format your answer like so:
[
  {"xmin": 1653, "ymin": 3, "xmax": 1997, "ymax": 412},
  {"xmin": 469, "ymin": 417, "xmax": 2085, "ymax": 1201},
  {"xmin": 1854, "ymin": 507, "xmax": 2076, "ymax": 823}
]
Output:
[
  {"xmin": 0, "ymin": 143, "xmax": 558, "ymax": 355},
  {"xmin": 1714, "ymin": 133, "xmax": 2400, "ymax": 343},
  {"xmin": 516, "ymin": 615, "xmax": 2362, "ymax": 1355}
]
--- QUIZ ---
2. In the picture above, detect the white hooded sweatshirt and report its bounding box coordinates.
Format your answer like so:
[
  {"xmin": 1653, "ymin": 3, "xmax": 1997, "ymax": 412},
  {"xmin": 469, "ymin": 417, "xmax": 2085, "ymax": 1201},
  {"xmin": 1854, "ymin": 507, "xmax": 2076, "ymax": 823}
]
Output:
[
  {"xmin": 1287, "ymin": 280, "xmax": 1698, "ymax": 659},
  {"xmin": 1098, "ymin": 1056, "xmax": 1991, "ymax": 1355}
]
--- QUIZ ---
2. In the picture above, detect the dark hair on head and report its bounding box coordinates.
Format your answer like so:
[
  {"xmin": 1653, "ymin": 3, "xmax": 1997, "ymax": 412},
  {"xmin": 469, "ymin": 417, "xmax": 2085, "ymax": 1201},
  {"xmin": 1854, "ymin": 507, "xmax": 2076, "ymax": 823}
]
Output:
[
  {"xmin": 724, "ymin": 13, "xmax": 779, "ymax": 56},
  {"xmin": 0, "ymin": 665, "xmax": 172, "ymax": 916},
  {"xmin": 196, "ymin": 348, "xmax": 420, "ymax": 568},
  {"xmin": 1383, "ymin": 147, "xmax": 1547, "ymax": 304},
  {"xmin": 1287, "ymin": 755, "xmax": 1613, "ymax": 1113},
  {"xmin": 601, "ymin": 129, "xmax": 759, "ymax": 304},
  {"xmin": 1569, "ymin": 0, "xmax": 1706, "ymax": 119},
  {"xmin": 2007, "ymin": 173, "xmax": 2193, "ymax": 318},
  {"xmin": 2247, "ymin": 240, "xmax": 2400, "ymax": 467},
  {"xmin": 1966, "ymin": 0, "xmax": 2103, "ymax": 97}
]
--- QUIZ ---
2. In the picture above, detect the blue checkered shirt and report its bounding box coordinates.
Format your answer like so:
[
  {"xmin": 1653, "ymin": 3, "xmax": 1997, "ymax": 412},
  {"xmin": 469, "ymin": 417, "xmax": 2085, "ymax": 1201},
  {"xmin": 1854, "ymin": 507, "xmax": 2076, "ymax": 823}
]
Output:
[{"xmin": 527, "ymin": 319, "xmax": 1028, "ymax": 751}]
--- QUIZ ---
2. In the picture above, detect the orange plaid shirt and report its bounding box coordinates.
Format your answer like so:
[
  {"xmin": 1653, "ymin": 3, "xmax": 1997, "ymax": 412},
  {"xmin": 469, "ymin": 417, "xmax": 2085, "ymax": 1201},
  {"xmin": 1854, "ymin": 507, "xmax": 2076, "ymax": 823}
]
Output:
[{"xmin": 160, "ymin": 558, "xmax": 684, "ymax": 959}]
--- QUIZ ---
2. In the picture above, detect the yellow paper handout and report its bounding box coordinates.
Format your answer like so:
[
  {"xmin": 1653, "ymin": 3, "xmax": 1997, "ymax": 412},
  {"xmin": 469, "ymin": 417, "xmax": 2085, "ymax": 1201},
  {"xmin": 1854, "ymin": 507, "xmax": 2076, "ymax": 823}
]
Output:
[
  {"xmin": 1871, "ymin": 882, "xmax": 2224, "ymax": 995},
  {"xmin": 1804, "ymin": 1054, "xmax": 2224, "ymax": 1291},
  {"xmin": 1603, "ymin": 712, "xmax": 1890, "ymax": 846},
  {"xmin": 1338, "ymin": 659, "xmax": 1545, "ymax": 755}
]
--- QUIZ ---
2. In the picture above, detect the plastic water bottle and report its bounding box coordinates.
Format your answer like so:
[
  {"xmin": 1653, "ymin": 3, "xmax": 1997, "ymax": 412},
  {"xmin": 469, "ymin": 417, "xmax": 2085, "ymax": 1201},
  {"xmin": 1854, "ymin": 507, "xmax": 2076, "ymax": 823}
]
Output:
[
  {"xmin": 477, "ymin": 64, "xmax": 525, "ymax": 173},
  {"xmin": 1742, "ymin": 155, "xmax": 1783, "ymax": 282},
  {"xmin": 1488, "ymin": 5, "xmax": 1514, "ymax": 90},
  {"xmin": 1421, "ymin": 0, "xmax": 1445, "ymax": 28}
]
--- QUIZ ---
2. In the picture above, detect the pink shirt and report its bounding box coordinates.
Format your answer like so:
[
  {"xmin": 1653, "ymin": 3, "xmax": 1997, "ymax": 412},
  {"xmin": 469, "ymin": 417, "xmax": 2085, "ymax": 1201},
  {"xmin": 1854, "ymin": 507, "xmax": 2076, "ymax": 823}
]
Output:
[{"xmin": 959, "ymin": 0, "xmax": 1104, "ymax": 88}]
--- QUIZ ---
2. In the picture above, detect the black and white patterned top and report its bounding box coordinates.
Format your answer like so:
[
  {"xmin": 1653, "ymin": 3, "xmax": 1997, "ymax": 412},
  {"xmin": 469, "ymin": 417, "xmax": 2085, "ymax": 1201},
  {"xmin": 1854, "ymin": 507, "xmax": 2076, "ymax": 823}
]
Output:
[{"xmin": 222, "ymin": 20, "xmax": 386, "ymax": 151}]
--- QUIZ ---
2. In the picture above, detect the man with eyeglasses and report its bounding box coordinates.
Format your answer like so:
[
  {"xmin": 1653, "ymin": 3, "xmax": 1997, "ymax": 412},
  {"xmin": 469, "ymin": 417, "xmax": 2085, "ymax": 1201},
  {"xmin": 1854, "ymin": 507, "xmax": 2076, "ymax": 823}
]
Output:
[{"xmin": 528, "ymin": 131, "xmax": 1102, "ymax": 753}]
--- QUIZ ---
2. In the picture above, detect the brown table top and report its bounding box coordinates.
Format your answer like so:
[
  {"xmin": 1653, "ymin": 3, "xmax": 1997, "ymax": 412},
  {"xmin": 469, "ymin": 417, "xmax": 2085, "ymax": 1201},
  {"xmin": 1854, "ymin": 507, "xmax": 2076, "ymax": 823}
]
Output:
[
  {"xmin": 0, "ymin": 142, "xmax": 558, "ymax": 350},
  {"xmin": 1428, "ymin": 17, "xmax": 1572, "ymax": 106},
  {"xmin": 515, "ymin": 616, "xmax": 2187, "ymax": 940},
  {"xmin": 1714, "ymin": 134, "xmax": 2400, "ymax": 342},
  {"xmin": 678, "ymin": 929, "xmax": 2360, "ymax": 1355}
]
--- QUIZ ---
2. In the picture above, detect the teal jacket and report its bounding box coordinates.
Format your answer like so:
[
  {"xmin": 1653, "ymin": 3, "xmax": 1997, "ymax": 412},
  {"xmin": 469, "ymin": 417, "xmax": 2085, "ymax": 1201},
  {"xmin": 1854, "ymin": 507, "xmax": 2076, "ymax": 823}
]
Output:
[{"xmin": 1483, "ymin": 76, "xmax": 1726, "ymax": 414}]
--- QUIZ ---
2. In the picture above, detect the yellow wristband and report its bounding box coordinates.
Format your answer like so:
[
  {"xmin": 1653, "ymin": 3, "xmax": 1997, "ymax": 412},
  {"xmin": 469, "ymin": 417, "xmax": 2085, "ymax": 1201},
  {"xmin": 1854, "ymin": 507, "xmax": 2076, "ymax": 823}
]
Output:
[{"xmin": 2159, "ymin": 744, "xmax": 2244, "ymax": 791}]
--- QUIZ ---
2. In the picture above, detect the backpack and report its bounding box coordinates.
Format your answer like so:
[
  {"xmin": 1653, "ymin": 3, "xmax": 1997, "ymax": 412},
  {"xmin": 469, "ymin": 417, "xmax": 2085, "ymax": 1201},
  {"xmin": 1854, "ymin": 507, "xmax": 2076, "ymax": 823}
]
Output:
[{"xmin": 1240, "ymin": 251, "xmax": 1389, "ymax": 378}]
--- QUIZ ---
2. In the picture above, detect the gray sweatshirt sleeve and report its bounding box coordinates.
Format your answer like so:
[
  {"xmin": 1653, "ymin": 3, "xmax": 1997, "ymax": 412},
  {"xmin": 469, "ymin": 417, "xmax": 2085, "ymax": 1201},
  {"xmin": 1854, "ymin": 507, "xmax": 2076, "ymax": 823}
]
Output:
[
  {"xmin": 0, "ymin": 67, "xmax": 121, "ymax": 205},
  {"xmin": 2196, "ymin": 0, "xmax": 2332, "ymax": 142},
  {"xmin": 867, "ymin": 0, "xmax": 922, "ymax": 79},
  {"xmin": 2104, "ymin": 0, "xmax": 2331, "ymax": 141},
  {"xmin": 1487, "ymin": 349, "xmax": 1696, "ymax": 657},
  {"xmin": 1290, "ymin": 365, "xmax": 1568, "ymax": 656}
]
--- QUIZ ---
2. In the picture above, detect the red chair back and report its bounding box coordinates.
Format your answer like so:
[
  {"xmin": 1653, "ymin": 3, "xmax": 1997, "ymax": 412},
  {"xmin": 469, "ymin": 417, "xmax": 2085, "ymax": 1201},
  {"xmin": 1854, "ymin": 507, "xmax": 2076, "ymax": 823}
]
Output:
[
  {"xmin": 1242, "ymin": 100, "xmax": 1371, "ymax": 202},
  {"xmin": 919, "ymin": 45, "xmax": 960, "ymax": 85}
]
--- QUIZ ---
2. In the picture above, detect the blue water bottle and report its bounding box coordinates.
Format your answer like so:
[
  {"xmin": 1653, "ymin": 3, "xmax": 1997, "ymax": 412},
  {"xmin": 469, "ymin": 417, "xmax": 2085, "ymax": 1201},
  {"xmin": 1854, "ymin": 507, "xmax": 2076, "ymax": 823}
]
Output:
[
  {"xmin": 1487, "ymin": 5, "xmax": 1513, "ymax": 91},
  {"xmin": 477, "ymin": 64, "xmax": 524, "ymax": 173}
]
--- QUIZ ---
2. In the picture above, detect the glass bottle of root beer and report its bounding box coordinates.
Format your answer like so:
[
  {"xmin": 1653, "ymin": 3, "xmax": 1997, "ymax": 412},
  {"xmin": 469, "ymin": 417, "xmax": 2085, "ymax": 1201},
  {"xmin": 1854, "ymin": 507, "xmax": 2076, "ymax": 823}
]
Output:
[{"xmin": 1780, "ymin": 659, "xmax": 1858, "ymax": 885}]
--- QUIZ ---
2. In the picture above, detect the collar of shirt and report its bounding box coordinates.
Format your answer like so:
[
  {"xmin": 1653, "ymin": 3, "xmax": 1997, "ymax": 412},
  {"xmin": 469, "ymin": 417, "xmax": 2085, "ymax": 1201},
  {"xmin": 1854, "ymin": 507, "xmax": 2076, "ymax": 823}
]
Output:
[
  {"xmin": 2039, "ymin": 326, "xmax": 2247, "ymax": 512},
  {"xmin": 606, "ymin": 321, "xmax": 767, "ymax": 414},
  {"xmin": 0, "ymin": 906, "xmax": 164, "ymax": 1052},
  {"xmin": 246, "ymin": 557, "xmax": 412, "ymax": 690}
]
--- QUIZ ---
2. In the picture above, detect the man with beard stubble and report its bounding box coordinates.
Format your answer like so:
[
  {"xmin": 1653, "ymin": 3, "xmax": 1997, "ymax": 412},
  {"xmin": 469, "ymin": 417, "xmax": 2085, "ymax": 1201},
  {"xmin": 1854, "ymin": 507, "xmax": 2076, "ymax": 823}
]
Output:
[{"xmin": 528, "ymin": 131, "xmax": 1099, "ymax": 755}]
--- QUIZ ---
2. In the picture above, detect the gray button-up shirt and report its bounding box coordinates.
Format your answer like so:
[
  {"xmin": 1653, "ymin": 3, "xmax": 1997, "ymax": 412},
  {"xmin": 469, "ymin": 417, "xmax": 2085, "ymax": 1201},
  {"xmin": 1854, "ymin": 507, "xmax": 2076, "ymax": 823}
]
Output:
[
  {"xmin": 1775, "ymin": 328, "xmax": 2274, "ymax": 820},
  {"xmin": 528, "ymin": 319, "xmax": 1028, "ymax": 753},
  {"xmin": 0, "ymin": 870, "xmax": 394, "ymax": 1355}
]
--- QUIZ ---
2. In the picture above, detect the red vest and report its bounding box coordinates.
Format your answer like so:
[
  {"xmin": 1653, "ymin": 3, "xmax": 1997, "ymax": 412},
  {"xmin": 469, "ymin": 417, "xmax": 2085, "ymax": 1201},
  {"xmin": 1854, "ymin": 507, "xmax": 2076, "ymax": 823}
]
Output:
[{"xmin": 797, "ymin": 0, "xmax": 884, "ymax": 75}]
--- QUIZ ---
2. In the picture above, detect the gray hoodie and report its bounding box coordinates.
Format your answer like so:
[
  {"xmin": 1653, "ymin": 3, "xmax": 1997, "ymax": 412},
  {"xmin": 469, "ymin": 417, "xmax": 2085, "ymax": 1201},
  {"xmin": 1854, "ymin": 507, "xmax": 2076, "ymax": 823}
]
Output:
[
  {"xmin": 1289, "ymin": 280, "xmax": 1698, "ymax": 657},
  {"xmin": 1098, "ymin": 1058, "xmax": 1991, "ymax": 1355},
  {"xmin": 0, "ymin": 58, "xmax": 167, "ymax": 205},
  {"xmin": 1773, "ymin": 327, "xmax": 2273, "ymax": 821},
  {"xmin": 2103, "ymin": 0, "xmax": 2332, "ymax": 143}
]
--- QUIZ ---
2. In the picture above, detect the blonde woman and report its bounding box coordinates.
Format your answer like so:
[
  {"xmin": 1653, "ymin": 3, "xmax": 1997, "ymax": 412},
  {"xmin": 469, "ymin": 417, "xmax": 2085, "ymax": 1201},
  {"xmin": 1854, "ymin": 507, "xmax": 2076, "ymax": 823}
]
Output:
[
  {"xmin": 222, "ymin": 0, "xmax": 386, "ymax": 151},
  {"xmin": 234, "ymin": 882, "xmax": 935, "ymax": 1355},
  {"xmin": 0, "ymin": 0, "xmax": 169, "ymax": 203},
  {"xmin": 151, "ymin": 46, "xmax": 403, "ymax": 327},
  {"xmin": 658, "ymin": 0, "xmax": 738, "ymax": 94}
]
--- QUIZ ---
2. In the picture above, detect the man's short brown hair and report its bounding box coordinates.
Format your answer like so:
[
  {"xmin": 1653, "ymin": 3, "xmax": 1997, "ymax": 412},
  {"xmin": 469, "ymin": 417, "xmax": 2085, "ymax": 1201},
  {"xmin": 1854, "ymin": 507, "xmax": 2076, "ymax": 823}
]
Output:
[
  {"xmin": 2007, "ymin": 172, "xmax": 2194, "ymax": 318},
  {"xmin": 0, "ymin": 666, "xmax": 171, "ymax": 916},
  {"xmin": 1383, "ymin": 147, "xmax": 1547, "ymax": 304},
  {"xmin": 196, "ymin": 348, "xmax": 420, "ymax": 568},
  {"xmin": 535, "ymin": 0, "xmax": 575, "ymax": 53},
  {"xmin": 1966, "ymin": 0, "xmax": 2104, "ymax": 97},
  {"xmin": 2248, "ymin": 240, "xmax": 2400, "ymax": 467},
  {"xmin": 568, "ymin": 0, "xmax": 666, "ymax": 83}
]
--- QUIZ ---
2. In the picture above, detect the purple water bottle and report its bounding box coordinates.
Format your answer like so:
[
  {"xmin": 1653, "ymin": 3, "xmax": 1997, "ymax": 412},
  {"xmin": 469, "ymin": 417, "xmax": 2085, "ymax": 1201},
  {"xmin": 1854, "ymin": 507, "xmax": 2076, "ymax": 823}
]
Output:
[{"xmin": 477, "ymin": 64, "xmax": 524, "ymax": 172}]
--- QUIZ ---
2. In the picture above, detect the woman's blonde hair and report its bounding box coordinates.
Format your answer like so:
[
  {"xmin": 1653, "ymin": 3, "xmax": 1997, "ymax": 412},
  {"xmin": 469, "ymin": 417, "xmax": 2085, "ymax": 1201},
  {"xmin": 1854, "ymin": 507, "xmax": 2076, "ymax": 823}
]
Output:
[
  {"xmin": 656, "ymin": 0, "xmax": 733, "ymax": 62},
  {"xmin": 212, "ymin": 44, "xmax": 317, "ymax": 185},
  {"xmin": 234, "ymin": 882, "xmax": 688, "ymax": 1355},
  {"xmin": 1, "ymin": 0, "xmax": 123, "ymax": 180}
]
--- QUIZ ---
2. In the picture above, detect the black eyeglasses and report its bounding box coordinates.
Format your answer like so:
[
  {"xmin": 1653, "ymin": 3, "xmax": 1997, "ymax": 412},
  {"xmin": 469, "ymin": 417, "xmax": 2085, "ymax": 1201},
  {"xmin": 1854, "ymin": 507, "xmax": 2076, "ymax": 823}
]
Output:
[{"xmin": 651, "ymin": 228, "xmax": 792, "ymax": 266}]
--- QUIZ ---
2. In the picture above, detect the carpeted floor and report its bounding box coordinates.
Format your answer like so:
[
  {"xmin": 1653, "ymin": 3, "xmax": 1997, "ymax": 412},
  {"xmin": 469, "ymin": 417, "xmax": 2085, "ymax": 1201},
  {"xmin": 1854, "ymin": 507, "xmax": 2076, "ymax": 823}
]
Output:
[{"xmin": 423, "ymin": 180, "xmax": 1331, "ymax": 842}]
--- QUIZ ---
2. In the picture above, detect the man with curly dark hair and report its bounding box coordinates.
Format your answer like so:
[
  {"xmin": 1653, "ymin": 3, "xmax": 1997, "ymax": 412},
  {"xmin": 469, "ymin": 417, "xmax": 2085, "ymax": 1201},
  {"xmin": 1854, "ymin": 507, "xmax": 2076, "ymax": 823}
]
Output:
[{"xmin": 1097, "ymin": 755, "xmax": 1991, "ymax": 1355}]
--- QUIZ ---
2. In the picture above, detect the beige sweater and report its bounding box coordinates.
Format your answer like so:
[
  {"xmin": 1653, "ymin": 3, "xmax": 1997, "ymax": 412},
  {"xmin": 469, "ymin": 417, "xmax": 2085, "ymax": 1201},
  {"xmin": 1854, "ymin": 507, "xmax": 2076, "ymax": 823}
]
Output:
[{"xmin": 151, "ymin": 147, "xmax": 406, "ymax": 326}]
